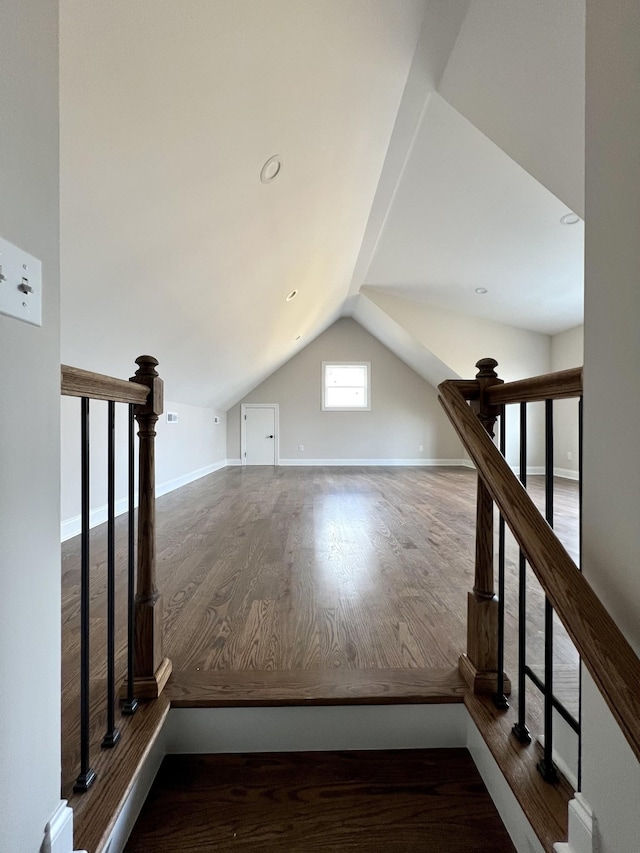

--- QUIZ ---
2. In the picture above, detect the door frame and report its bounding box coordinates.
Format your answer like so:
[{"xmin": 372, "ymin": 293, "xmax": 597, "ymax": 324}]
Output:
[{"xmin": 240, "ymin": 403, "xmax": 280, "ymax": 466}]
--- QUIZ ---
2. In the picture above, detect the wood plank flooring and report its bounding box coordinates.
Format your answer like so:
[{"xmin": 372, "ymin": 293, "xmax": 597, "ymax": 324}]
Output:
[
  {"xmin": 61, "ymin": 466, "xmax": 580, "ymax": 800},
  {"xmin": 158, "ymin": 466, "xmax": 476, "ymax": 673},
  {"xmin": 124, "ymin": 749, "xmax": 516, "ymax": 852}
]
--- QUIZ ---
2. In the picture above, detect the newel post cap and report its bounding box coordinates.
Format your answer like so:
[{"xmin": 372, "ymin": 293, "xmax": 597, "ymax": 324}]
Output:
[
  {"xmin": 131, "ymin": 354, "xmax": 164, "ymax": 416},
  {"xmin": 475, "ymin": 358, "xmax": 499, "ymax": 380}
]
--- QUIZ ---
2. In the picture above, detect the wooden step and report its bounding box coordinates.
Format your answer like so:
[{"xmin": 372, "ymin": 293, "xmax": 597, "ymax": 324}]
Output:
[
  {"xmin": 125, "ymin": 748, "xmax": 516, "ymax": 852},
  {"xmin": 165, "ymin": 666, "xmax": 467, "ymax": 707},
  {"xmin": 68, "ymin": 695, "xmax": 169, "ymax": 853},
  {"xmin": 465, "ymin": 691, "xmax": 572, "ymax": 852}
]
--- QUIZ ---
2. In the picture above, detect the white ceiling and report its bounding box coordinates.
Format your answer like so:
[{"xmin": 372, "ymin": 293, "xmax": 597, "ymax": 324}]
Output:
[
  {"xmin": 59, "ymin": 1, "xmax": 585, "ymax": 408},
  {"xmin": 60, "ymin": 0, "xmax": 426, "ymax": 407},
  {"xmin": 362, "ymin": 93, "xmax": 584, "ymax": 335},
  {"xmin": 440, "ymin": 0, "xmax": 585, "ymax": 219}
]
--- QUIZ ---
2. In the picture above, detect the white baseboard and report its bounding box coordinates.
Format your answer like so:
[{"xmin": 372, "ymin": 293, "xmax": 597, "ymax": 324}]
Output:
[
  {"xmin": 554, "ymin": 795, "xmax": 597, "ymax": 853},
  {"xmin": 41, "ymin": 800, "xmax": 84, "ymax": 853},
  {"xmin": 165, "ymin": 705, "xmax": 467, "ymax": 753},
  {"xmin": 467, "ymin": 715, "xmax": 545, "ymax": 853},
  {"xmin": 155, "ymin": 460, "xmax": 226, "ymax": 498},
  {"xmin": 277, "ymin": 458, "xmax": 472, "ymax": 467},
  {"xmin": 508, "ymin": 465, "xmax": 580, "ymax": 481},
  {"xmin": 102, "ymin": 726, "xmax": 167, "ymax": 853},
  {"xmin": 61, "ymin": 460, "xmax": 227, "ymax": 541},
  {"xmin": 509, "ymin": 465, "xmax": 545, "ymax": 477},
  {"xmin": 554, "ymin": 467, "xmax": 579, "ymax": 481},
  {"xmin": 226, "ymin": 458, "xmax": 242, "ymax": 466}
]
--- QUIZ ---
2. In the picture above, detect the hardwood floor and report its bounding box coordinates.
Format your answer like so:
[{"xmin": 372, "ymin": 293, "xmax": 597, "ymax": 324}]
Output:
[
  {"xmin": 61, "ymin": 465, "xmax": 580, "ymax": 798},
  {"xmin": 158, "ymin": 466, "xmax": 477, "ymax": 673},
  {"xmin": 124, "ymin": 749, "xmax": 516, "ymax": 852}
]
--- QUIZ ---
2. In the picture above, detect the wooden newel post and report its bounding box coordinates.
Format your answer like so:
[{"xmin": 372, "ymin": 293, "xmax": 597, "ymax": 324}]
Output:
[
  {"xmin": 130, "ymin": 355, "xmax": 172, "ymax": 699},
  {"xmin": 460, "ymin": 358, "xmax": 510, "ymax": 694}
]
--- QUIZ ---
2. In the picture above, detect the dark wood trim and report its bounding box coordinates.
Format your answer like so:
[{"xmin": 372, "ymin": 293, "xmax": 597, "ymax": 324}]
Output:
[
  {"xmin": 485, "ymin": 367, "xmax": 583, "ymax": 406},
  {"xmin": 61, "ymin": 364, "xmax": 150, "ymax": 404},
  {"xmin": 439, "ymin": 379, "xmax": 640, "ymax": 764}
]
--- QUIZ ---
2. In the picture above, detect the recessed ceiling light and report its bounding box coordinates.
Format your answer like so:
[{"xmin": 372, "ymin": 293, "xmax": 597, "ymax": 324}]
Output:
[
  {"xmin": 560, "ymin": 213, "xmax": 580, "ymax": 225},
  {"xmin": 286, "ymin": 289, "xmax": 298, "ymax": 302},
  {"xmin": 260, "ymin": 155, "xmax": 282, "ymax": 183},
  {"xmin": 475, "ymin": 287, "xmax": 488, "ymax": 295}
]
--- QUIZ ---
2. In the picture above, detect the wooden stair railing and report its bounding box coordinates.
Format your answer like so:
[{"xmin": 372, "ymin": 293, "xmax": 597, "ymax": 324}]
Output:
[
  {"xmin": 61, "ymin": 356, "xmax": 172, "ymax": 795},
  {"xmin": 438, "ymin": 362, "xmax": 640, "ymax": 766}
]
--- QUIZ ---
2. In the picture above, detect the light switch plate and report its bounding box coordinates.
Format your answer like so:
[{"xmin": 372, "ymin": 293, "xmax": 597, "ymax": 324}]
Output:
[{"xmin": 0, "ymin": 235, "xmax": 42, "ymax": 326}]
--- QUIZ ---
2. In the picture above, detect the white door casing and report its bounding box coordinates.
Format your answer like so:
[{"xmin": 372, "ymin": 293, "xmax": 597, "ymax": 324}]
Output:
[{"xmin": 241, "ymin": 404, "xmax": 279, "ymax": 465}]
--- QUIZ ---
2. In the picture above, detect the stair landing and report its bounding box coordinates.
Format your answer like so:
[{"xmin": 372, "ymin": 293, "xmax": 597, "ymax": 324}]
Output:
[{"xmin": 125, "ymin": 748, "xmax": 516, "ymax": 852}]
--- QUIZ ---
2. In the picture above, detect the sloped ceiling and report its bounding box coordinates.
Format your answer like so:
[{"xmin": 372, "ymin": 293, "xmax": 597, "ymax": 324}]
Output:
[
  {"xmin": 439, "ymin": 0, "xmax": 585, "ymax": 219},
  {"xmin": 59, "ymin": 1, "xmax": 585, "ymax": 409},
  {"xmin": 361, "ymin": 93, "xmax": 584, "ymax": 334},
  {"xmin": 60, "ymin": 0, "xmax": 427, "ymax": 407}
]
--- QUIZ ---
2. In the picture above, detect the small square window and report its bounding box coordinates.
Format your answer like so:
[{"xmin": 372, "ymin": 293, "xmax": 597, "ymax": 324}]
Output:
[{"xmin": 322, "ymin": 362, "xmax": 370, "ymax": 411}]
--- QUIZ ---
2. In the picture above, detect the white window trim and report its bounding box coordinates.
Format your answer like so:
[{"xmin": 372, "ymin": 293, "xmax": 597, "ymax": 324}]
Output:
[{"xmin": 322, "ymin": 361, "xmax": 371, "ymax": 411}]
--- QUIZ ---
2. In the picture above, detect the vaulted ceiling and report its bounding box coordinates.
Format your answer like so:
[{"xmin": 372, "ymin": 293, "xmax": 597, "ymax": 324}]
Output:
[{"xmin": 59, "ymin": 0, "xmax": 585, "ymax": 409}]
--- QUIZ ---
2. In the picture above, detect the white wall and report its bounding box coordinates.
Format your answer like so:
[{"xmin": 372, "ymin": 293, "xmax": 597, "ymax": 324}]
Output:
[
  {"xmin": 359, "ymin": 289, "xmax": 551, "ymax": 467},
  {"xmin": 582, "ymin": 3, "xmax": 640, "ymax": 851},
  {"xmin": 61, "ymin": 397, "xmax": 226, "ymax": 539},
  {"xmin": 363, "ymin": 289, "xmax": 551, "ymax": 382},
  {"xmin": 227, "ymin": 318, "xmax": 463, "ymax": 464},
  {"xmin": 0, "ymin": 1, "xmax": 62, "ymax": 849},
  {"xmin": 551, "ymin": 325, "xmax": 583, "ymax": 476}
]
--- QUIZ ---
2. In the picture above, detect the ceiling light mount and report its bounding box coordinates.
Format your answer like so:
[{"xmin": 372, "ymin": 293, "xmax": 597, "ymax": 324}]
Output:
[
  {"xmin": 475, "ymin": 287, "xmax": 488, "ymax": 295},
  {"xmin": 285, "ymin": 289, "xmax": 298, "ymax": 302},
  {"xmin": 560, "ymin": 212, "xmax": 580, "ymax": 225},
  {"xmin": 260, "ymin": 155, "xmax": 283, "ymax": 184}
]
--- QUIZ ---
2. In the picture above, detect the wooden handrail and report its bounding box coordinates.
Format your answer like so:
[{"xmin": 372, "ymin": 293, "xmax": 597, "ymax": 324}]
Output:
[
  {"xmin": 438, "ymin": 378, "xmax": 640, "ymax": 764},
  {"xmin": 61, "ymin": 364, "xmax": 150, "ymax": 405},
  {"xmin": 449, "ymin": 368, "xmax": 583, "ymax": 405},
  {"xmin": 485, "ymin": 367, "xmax": 583, "ymax": 406}
]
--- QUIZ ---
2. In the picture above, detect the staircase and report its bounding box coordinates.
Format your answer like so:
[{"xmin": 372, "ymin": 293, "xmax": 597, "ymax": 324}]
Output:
[{"xmin": 126, "ymin": 749, "xmax": 515, "ymax": 852}]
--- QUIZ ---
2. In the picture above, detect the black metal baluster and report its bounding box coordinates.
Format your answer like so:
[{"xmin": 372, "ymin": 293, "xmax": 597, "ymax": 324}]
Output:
[
  {"xmin": 122, "ymin": 403, "xmax": 138, "ymax": 715},
  {"xmin": 538, "ymin": 399, "xmax": 558, "ymax": 782},
  {"xmin": 513, "ymin": 401, "xmax": 531, "ymax": 743},
  {"xmin": 102, "ymin": 401, "xmax": 121, "ymax": 749},
  {"xmin": 74, "ymin": 397, "xmax": 96, "ymax": 792},
  {"xmin": 493, "ymin": 405, "xmax": 509, "ymax": 709}
]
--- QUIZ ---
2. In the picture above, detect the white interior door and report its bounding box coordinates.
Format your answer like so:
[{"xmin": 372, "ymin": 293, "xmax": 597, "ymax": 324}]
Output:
[{"xmin": 243, "ymin": 405, "xmax": 277, "ymax": 465}]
